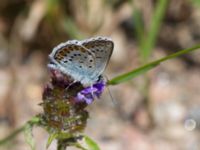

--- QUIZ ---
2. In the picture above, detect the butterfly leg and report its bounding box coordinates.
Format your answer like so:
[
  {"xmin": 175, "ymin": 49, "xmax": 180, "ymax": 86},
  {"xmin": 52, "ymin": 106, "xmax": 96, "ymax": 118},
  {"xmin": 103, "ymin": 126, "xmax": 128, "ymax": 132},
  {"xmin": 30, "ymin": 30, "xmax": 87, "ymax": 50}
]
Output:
[
  {"xmin": 64, "ymin": 80, "xmax": 77, "ymax": 93},
  {"xmin": 103, "ymin": 75, "xmax": 117, "ymax": 105},
  {"xmin": 89, "ymin": 85, "xmax": 98, "ymax": 101}
]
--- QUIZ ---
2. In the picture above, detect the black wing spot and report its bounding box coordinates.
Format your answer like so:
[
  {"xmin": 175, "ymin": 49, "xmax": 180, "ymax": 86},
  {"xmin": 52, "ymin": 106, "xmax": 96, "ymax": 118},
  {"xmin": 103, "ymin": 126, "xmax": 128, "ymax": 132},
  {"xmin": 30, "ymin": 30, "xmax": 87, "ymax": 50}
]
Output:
[
  {"xmin": 89, "ymin": 66, "xmax": 92, "ymax": 68},
  {"xmin": 69, "ymin": 59, "xmax": 72, "ymax": 61},
  {"xmin": 79, "ymin": 66, "xmax": 82, "ymax": 68},
  {"xmin": 89, "ymin": 60, "xmax": 93, "ymax": 62},
  {"xmin": 64, "ymin": 60, "xmax": 68, "ymax": 63}
]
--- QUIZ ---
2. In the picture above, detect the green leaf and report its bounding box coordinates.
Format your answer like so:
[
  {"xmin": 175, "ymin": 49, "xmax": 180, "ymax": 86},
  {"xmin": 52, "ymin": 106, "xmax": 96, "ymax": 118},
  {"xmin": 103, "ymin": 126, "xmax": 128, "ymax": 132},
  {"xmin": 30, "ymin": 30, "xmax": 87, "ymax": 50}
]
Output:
[
  {"xmin": 23, "ymin": 116, "xmax": 41, "ymax": 150},
  {"xmin": 84, "ymin": 136, "xmax": 100, "ymax": 150},
  {"xmin": 192, "ymin": 0, "xmax": 200, "ymax": 6},
  {"xmin": 24, "ymin": 123, "xmax": 36, "ymax": 150},
  {"xmin": 76, "ymin": 135, "xmax": 100, "ymax": 150},
  {"xmin": 108, "ymin": 44, "xmax": 200, "ymax": 85},
  {"xmin": 61, "ymin": 17, "xmax": 84, "ymax": 39},
  {"xmin": 108, "ymin": 62, "xmax": 158, "ymax": 85},
  {"xmin": 46, "ymin": 131, "xmax": 74, "ymax": 148},
  {"xmin": 133, "ymin": 9, "xmax": 144, "ymax": 45},
  {"xmin": 29, "ymin": 116, "xmax": 41, "ymax": 124},
  {"xmin": 56, "ymin": 132, "xmax": 73, "ymax": 139},
  {"xmin": 46, "ymin": 133, "xmax": 58, "ymax": 149},
  {"xmin": 140, "ymin": 0, "xmax": 168, "ymax": 61}
]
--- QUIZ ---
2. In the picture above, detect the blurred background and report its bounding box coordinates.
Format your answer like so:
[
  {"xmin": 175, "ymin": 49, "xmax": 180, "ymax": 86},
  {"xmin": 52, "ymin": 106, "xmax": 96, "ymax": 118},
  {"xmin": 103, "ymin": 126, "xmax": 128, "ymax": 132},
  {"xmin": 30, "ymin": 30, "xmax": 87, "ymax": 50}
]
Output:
[{"xmin": 1, "ymin": 0, "xmax": 200, "ymax": 149}]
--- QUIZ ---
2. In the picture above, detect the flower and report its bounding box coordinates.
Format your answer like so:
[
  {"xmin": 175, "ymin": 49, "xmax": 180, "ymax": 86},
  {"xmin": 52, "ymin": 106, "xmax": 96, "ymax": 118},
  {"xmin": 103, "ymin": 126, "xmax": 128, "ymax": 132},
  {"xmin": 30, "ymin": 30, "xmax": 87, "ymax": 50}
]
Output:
[
  {"xmin": 41, "ymin": 67, "xmax": 106, "ymax": 134},
  {"xmin": 41, "ymin": 69, "xmax": 88, "ymax": 132},
  {"xmin": 76, "ymin": 81, "xmax": 106, "ymax": 104}
]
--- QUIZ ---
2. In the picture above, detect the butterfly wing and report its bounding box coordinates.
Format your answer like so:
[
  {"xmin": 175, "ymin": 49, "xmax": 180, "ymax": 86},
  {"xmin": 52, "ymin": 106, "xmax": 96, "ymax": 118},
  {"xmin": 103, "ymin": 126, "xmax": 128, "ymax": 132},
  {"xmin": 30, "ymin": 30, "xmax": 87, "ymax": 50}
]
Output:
[
  {"xmin": 81, "ymin": 37, "xmax": 114, "ymax": 78},
  {"xmin": 48, "ymin": 40, "xmax": 96, "ymax": 85}
]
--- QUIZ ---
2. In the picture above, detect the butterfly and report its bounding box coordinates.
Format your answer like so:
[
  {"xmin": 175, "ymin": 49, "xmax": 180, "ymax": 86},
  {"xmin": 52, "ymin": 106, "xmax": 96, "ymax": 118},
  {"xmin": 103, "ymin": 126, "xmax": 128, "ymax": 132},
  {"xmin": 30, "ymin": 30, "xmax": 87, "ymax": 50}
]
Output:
[{"xmin": 48, "ymin": 36, "xmax": 114, "ymax": 86}]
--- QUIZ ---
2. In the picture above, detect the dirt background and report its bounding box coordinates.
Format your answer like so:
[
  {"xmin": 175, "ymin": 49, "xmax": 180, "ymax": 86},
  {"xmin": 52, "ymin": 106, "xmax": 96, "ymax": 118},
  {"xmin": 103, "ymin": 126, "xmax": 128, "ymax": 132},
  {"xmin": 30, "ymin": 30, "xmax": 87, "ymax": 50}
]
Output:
[{"xmin": 0, "ymin": 0, "xmax": 200, "ymax": 150}]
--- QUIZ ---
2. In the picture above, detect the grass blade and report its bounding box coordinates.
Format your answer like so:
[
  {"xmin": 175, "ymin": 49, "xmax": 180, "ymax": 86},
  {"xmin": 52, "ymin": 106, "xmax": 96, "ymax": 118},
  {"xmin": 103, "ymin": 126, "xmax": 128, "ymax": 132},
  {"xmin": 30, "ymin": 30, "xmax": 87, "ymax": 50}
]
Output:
[
  {"xmin": 108, "ymin": 45, "xmax": 200, "ymax": 85},
  {"xmin": 140, "ymin": 0, "xmax": 168, "ymax": 61}
]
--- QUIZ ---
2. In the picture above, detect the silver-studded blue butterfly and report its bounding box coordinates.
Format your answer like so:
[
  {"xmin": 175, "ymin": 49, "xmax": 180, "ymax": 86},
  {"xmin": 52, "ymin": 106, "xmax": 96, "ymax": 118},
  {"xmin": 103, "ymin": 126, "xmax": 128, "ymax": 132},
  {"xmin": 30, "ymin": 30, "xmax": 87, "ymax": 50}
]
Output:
[{"xmin": 48, "ymin": 36, "xmax": 114, "ymax": 86}]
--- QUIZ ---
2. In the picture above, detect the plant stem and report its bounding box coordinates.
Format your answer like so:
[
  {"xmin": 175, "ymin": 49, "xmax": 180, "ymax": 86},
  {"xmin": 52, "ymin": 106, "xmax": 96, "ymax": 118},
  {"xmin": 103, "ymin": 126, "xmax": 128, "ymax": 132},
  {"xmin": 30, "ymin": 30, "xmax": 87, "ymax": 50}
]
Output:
[
  {"xmin": 0, "ymin": 116, "xmax": 40, "ymax": 146},
  {"xmin": 108, "ymin": 44, "xmax": 200, "ymax": 85},
  {"xmin": 57, "ymin": 139, "xmax": 67, "ymax": 150},
  {"xmin": 140, "ymin": 0, "xmax": 168, "ymax": 61},
  {"xmin": 0, "ymin": 125, "xmax": 25, "ymax": 145}
]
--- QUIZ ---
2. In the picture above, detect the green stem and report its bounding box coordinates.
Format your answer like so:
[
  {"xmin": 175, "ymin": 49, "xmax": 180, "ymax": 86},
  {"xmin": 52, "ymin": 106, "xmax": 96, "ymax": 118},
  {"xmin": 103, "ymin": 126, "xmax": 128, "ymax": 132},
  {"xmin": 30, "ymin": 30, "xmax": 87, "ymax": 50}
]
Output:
[
  {"xmin": 0, "ymin": 116, "xmax": 40, "ymax": 146},
  {"xmin": 0, "ymin": 125, "xmax": 25, "ymax": 145},
  {"xmin": 108, "ymin": 44, "xmax": 200, "ymax": 85},
  {"xmin": 140, "ymin": 0, "xmax": 168, "ymax": 61},
  {"xmin": 57, "ymin": 139, "xmax": 68, "ymax": 150}
]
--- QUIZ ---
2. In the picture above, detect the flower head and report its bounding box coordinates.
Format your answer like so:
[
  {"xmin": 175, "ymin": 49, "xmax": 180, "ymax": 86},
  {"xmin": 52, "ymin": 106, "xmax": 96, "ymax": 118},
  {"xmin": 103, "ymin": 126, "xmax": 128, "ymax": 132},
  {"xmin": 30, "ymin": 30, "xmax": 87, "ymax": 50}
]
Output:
[{"xmin": 41, "ymin": 68, "xmax": 106, "ymax": 134}]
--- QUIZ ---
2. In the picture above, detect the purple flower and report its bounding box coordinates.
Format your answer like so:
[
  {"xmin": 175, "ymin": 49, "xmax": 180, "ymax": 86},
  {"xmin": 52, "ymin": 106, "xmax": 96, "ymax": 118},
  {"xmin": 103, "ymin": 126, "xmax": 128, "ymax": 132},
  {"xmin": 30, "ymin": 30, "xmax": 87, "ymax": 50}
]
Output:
[{"xmin": 76, "ymin": 81, "xmax": 106, "ymax": 104}]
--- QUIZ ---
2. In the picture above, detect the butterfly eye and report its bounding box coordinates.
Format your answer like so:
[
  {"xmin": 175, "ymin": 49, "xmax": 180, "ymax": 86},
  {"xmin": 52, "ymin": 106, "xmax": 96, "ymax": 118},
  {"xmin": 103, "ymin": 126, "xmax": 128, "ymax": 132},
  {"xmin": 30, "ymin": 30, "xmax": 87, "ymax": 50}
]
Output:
[{"xmin": 49, "ymin": 61, "xmax": 55, "ymax": 65}]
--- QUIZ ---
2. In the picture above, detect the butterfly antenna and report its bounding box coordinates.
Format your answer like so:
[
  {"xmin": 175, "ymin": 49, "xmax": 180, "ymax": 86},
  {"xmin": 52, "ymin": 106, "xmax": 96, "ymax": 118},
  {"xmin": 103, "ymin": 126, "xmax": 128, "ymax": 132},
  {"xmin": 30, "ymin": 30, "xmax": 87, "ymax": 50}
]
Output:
[
  {"xmin": 104, "ymin": 75, "xmax": 117, "ymax": 106},
  {"xmin": 90, "ymin": 85, "xmax": 96, "ymax": 100},
  {"xmin": 65, "ymin": 80, "xmax": 77, "ymax": 93}
]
